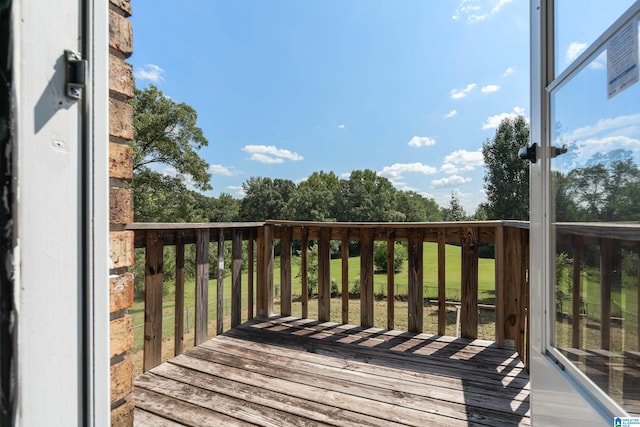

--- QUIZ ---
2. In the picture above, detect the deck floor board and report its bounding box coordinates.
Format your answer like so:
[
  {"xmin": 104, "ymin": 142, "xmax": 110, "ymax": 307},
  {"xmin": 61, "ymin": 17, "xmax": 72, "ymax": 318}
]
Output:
[{"xmin": 134, "ymin": 316, "xmax": 531, "ymax": 426}]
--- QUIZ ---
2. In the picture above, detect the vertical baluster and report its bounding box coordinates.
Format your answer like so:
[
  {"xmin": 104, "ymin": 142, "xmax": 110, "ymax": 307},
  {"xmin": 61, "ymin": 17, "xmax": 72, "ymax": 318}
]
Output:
[
  {"xmin": 216, "ymin": 231, "xmax": 225, "ymax": 335},
  {"xmin": 408, "ymin": 228, "xmax": 424, "ymax": 333},
  {"xmin": 195, "ymin": 229, "xmax": 210, "ymax": 345},
  {"xmin": 360, "ymin": 228, "xmax": 374, "ymax": 328},
  {"xmin": 144, "ymin": 230, "xmax": 163, "ymax": 372},
  {"xmin": 461, "ymin": 227, "xmax": 478, "ymax": 339},
  {"xmin": 231, "ymin": 229, "xmax": 243, "ymax": 327},
  {"xmin": 256, "ymin": 224, "xmax": 274, "ymax": 317},
  {"xmin": 301, "ymin": 227, "xmax": 309, "ymax": 318},
  {"xmin": 386, "ymin": 229, "xmax": 395, "ymax": 330},
  {"xmin": 174, "ymin": 232, "xmax": 185, "ymax": 356},
  {"xmin": 438, "ymin": 228, "xmax": 446, "ymax": 336},
  {"xmin": 280, "ymin": 226, "xmax": 292, "ymax": 317},
  {"xmin": 601, "ymin": 238, "xmax": 613, "ymax": 350},
  {"xmin": 341, "ymin": 228, "xmax": 349, "ymax": 324},
  {"xmin": 572, "ymin": 235, "xmax": 583, "ymax": 348},
  {"xmin": 318, "ymin": 227, "xmax": 331, "ymax": 322},
  {"xmin": 247, "ymin": 232, "xmax": 254, "ymax": 320}
]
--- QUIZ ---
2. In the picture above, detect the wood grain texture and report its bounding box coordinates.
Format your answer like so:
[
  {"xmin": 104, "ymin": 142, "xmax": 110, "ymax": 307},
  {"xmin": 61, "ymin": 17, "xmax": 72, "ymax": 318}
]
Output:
[
  {"xmin": 301, "ymin": 228, "xmax": 309, "ymax": 319},
  {"xmin": 195, "ymin": 230, "xmax": 209, "ymax": 346},
  {"xmin": 232, "ymin": 229, "xmax": 243, "ymax": 328},
  {"xmin": 387, "ymin": 230, "xmax": 395, "ymax": 330},
  {"xmin": 144, "ymin": 230, "xmax": 163, "ymax": 372},
  {"xmin": 174, "ymin": 234, "xmax": 185, "ymax": 356},
  {"xmin": 247, "ymin": 236, "xmax": 254, "ymax": 320},
  {"xmin": 461, "ymin": 227, "xmax": 478, "ymax": 339},
  {"xmin": 572, "ymin": 235, "xmax": 583, "ymax": 349},
  {"xmin": 341, "ymin": 229, "xmax": 350, "ymax": 324},
  {"xmin": 360, "ymin": 228, "xmax": 374, "ymax": 328},
  {"xmin": 134, "ymin": 316, "xmax": 531, "ymax": 426},
  {"xmin": 437, "ymin": 228, "xmax": 446, "ymax": 336},
  {"xmin": 318, "ymin": 227, "xmax": 331, "ymax": 322},
  {"xmin": 216, "ymin": 232, "xmax": 225, "ymax": 336},
  {"xmin": 279, "ymin": 226, "xmax": 292, "ymax": 317},
  {"xmin": 408, "ymin": 228, "xmax": 424, "ymax": 333}
]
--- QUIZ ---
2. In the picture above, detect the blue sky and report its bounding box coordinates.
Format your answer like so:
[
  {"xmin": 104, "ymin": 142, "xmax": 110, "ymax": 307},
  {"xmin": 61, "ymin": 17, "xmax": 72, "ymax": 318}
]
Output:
[{"xmin": 130, "ymin": 1, "xmax": 532, "ymax": 212}]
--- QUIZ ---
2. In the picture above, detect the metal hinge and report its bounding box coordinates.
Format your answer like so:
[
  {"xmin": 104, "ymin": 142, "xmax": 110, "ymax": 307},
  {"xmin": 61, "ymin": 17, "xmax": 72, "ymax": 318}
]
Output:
[{"xmin": 65, "ymin": 50, "xmax": 87, "ymax": 100}]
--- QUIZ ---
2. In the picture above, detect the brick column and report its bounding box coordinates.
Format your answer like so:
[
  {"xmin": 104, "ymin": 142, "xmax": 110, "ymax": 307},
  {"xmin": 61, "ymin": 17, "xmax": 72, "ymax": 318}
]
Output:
[{"xmin": 108, "ymin": 1, "xmax": 135, "ymax": 425}]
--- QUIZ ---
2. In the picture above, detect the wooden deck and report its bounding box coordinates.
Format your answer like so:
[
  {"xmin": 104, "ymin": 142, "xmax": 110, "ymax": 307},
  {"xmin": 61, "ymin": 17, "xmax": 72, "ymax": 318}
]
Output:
[{"xmin": 133, "ymin": 317, "xmax": 531, "ymax": 426}]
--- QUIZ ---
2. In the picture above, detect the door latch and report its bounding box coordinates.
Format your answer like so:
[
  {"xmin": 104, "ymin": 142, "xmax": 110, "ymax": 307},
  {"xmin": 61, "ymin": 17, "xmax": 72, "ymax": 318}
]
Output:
[
  {"xmin": 518, "ymin": 142, "xmax": 538, "ymax": 163},
  {"xmin": 65, "ymin": 50, "xmax": 87, "ymax": 100}
]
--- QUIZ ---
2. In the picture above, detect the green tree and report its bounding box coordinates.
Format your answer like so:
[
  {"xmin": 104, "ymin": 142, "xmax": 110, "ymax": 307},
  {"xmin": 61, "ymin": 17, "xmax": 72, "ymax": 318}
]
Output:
[
  {"xmin": 130, "ymin": 85, "xmax": 211, "ymax": 221},
  {"xmin": 373, "ymin": 241, "xmax": 408, "ymax": 273},
  {"xmin": 240, "ymin": 177, "xmax": 296, "ymax": 221},
  {"xmin": 284, "ymin": 171, "xmax": 339, "ymax": 221},
  {"xmin": 335, "ymin": 169, "xmax": 401, "ymax": 222},
  {"xmin": 441, "ymin": 192, "xmax": 467, "ymax": 221},
  {"xmin": 482, "ymin": 116, "xmax": 530, "ymax": 220}
]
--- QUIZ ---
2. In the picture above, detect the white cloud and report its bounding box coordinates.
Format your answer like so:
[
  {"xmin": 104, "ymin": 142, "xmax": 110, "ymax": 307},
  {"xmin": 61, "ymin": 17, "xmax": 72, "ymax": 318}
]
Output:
[
  {"xmin": 450, "ymin": 83, "xmax": 477, "ymax": 99},
  {"xmin": 227, "ymin": 185, "xmax": 245, "ymax": 197},
  {"xmin": 453, "ymin": 0, "xmax": 513, "ymax": 23},
  {"xmin": 134, "ymin": 64, "xmax": 165, "ymax": 83},
  {"xmin": 242, "ymin": 144, "xmax": 303, "ymax": 164},
  {"xmin": 482, "ymin": 106, "xmax": 526, "ymax": 129},
  {"xmin": 380, "ymin": 163, "xmax": 438, "ymax": 181},
  {"xmin": 441, "ymin": 149, "xmax": 484, "ymax": 173},
  {"xmin": 481, "ymin": 84, "xmax": 500, "ymax": 94},
  {"xmin": 431, "ymin": 175, "xmax": 472, "ymax": 188},
  {"xmin": 502, "ymin": 66, "xmax": 516, "ymax": 77},
  {"xmin": 337, "ymin": 124, "xmax": 346, "ymax": 129},
  {"xmin": 408, "ymin": 136, "xmax": 436, "ymax": 147},
  {"xmin": 554, "ymin": 113, "xmax": 640, "ymax": 167},
  {"xmin": 566, "ymin": 42, "xmax": 587, "ymax": 63},
  {"xmin": 444, "ymin": 109, "xmax": 458, "ymax": 119},
  {"xmin": 209, "ymin": 164, "xmax": 240, "ymax": 176}
]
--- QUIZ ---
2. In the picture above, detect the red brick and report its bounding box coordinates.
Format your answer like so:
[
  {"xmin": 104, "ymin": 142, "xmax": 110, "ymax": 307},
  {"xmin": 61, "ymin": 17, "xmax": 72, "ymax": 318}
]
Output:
[
  {"xmin": 110, "ymin": 231, "xmax": 134, "ymax": 269},
  {"xmin": 110, "ymin": 315, "xmax": 134, "ymax": 357},
  {"xmin": 109, "ymin": 10, "xmax": 133, "ymax": 57},
  {"xmin": 109, "ymin": 55, "xmax": 134, "ymax": 98},
  {"xmin": 110, "ymin": 187, "xmax": 134, "ymax": 225},
  {"xmin": 110, "ymin": 272, "xmax": 134, "ymax": 313},
  {"xmin": 109, "ymin": 142, "xmax": 133, "ymax": 181},
  {"xmin": 110, "ymin": 397, "xmax": 134, "ymax": 427},
  {"xmin": 110, "ymin": 356, "xmax": 134, "ymax": 403},
  {"xmin": 109, "ymin": 98, "xmax": 134, "ymax": 141}
]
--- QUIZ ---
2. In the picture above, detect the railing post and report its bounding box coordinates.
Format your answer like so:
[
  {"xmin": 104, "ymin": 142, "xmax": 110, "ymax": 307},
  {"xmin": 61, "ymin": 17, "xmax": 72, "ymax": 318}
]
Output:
[
  {"xmin": 461, "ymin": 227, "xmax": 478, "ymax": 339},
  {"xmin": 143, "ymin": 230, "xmax": 163, "ymax": 372},
  {"xmin": 280, "ymin": 226, "xmax": 292, "ymax": 317},
  {"xmin": 231, "ymin": 229, "xmax": 243, "ymax": 327},
  {"xmin": 386, "ymin": 229, "xmax": 395, "ymax": 330},
  {"xmin": 360, "ymin": 228, "xmax": 374, "ymax": 328},
  {"xmin": 257, "ymin": 224, "xmax": 274, "ymax": 317},
  {"xmin": 437, "ymin": 228, "xmax": 446, "ymax": 336},
  {"xmin": 572, "ymin": 235, "xmax": 583, "ymax": 348},
  {"xmin": 495, "ymin": 224, "xmax": 505, "ymax": 348},
  {"xmin": 408, "ymin": 228, "xmax": 424, "ymax": 333},
  {"xmin": 341, "ymin": 228, "xmax": 350, "ymax": 324},
  {"xmin": 174, "ymin": 232, "xmax": 185, "ymax": 356},
  {"xmin": 301, "ymin": 227, "xmax": 309, "ymax": 318},
  {"xmin": 216, "ymin": 231, "xmax": 225, "ymax": 335},
  {"xmin": 195, "ymin": 229, "xmax": 210, "ymax": 345},
  {"xmin": 318, "ymin": 227, "xmax": 331, "ymax": 322},
  {"xmin": 247, "ymin": 233, "xmax": 254, "ymax": 320}
]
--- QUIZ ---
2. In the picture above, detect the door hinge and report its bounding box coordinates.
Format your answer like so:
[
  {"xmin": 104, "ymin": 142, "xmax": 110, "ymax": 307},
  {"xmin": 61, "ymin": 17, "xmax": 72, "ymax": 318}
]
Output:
[{"xmin": 65, "ymin": 50, "xmax": 87, "ymax": 100}]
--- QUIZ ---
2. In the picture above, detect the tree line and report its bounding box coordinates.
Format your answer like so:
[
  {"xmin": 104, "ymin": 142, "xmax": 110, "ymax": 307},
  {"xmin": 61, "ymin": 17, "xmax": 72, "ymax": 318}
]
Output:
[{"xmin": 131, "ymin": 85, "xmax": 531, "ymax": 224}]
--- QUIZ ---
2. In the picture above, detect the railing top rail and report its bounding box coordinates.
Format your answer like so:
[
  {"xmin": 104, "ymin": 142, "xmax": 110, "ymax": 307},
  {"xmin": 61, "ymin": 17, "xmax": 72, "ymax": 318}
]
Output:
[
  {"xmin": 555, "ymin": 221, "xmax": 640, "ymax": 241},
  {"xmin": 127, "ymin": 222, "xmax": 265, "ymax": 231},
  {"xmin": 264, "ymin": 219, "xmax": 516, "ymax": 228}
]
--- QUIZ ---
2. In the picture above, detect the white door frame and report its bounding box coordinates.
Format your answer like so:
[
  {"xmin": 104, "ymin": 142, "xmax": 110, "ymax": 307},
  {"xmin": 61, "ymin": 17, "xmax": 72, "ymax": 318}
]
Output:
[
  {"xmin": 529, "ymin": 1, "xmax": 640, "ymax": 424},
  {"xmin": 12, "ymin": 0, "xmax": 110, "ymax": 425}
]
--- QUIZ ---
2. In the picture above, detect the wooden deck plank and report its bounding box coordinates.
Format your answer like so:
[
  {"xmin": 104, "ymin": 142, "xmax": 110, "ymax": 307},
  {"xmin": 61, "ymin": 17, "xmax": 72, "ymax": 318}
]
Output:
[
  {"xmin": 135, "ymin": 316, "xmax": 531, "ymax": 426},
  {"xmin": 134, "ymin": 408, "xmax": 187, "ymax": 427}
]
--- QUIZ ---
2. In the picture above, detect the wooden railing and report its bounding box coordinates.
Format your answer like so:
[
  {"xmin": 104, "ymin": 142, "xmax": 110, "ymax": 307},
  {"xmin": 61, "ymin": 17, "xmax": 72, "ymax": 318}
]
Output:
[
  {"xmin": 555, "ymin": 222, "xmax": 640, "ymax": 352},
  {"xmin": 129, "ymin": 220, "xmax": 530, "ymax": 372}
]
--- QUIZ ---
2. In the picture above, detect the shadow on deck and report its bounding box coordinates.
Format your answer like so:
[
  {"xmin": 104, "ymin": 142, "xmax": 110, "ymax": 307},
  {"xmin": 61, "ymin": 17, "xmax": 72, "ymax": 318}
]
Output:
[{"xmin": 133, "ymin": 316, "xmax": 530, "ymax": 426}]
